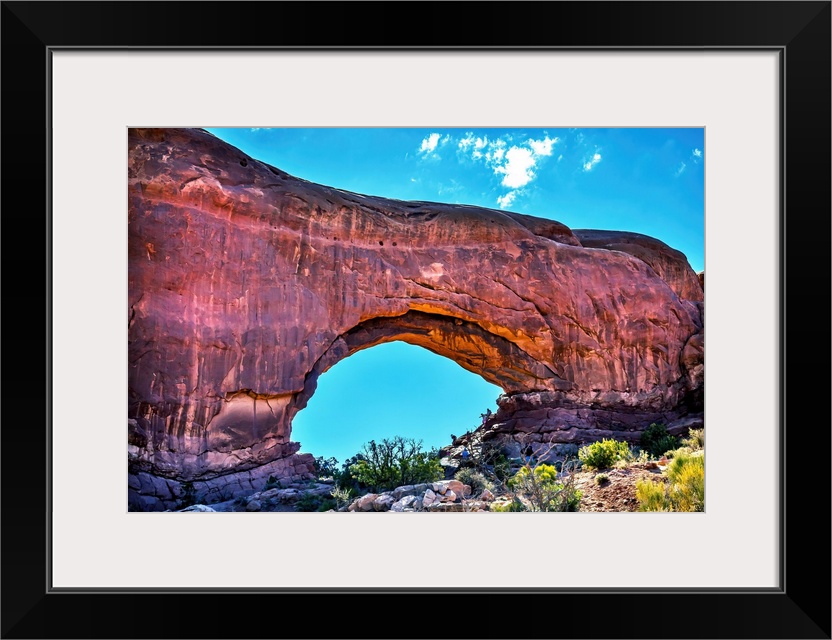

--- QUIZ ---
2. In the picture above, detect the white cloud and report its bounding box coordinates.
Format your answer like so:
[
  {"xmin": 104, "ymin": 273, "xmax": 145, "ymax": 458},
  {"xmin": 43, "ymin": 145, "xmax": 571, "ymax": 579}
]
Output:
[
  {"xmin": 528, "ymin": 136, "xmax": 557, "ymax": 157},
  {"xmin": 451, "ymin": 132, "xmax": 563, "ymax": 209},
  {"xmin": 496, "ymin": 147, "xmax": 537, "ymax": 188},
  {"xmin": 557, "ymin": 154, "xmax": 563, "ymax": 162},
  {"xmin": 692, "ymin": 148, "xmax": 704, "ymax": 164},
  {"xmin": 458, "ymin": 132, "xmax": 475, "ymax": 151},
  {"xmin": 249, "ymin": 128, "xmax": 262, "ymax": 132},
  {"xmin": 582, "ymin": 151, "xmax": 602, "ymax": 172},
  {"xmin": 463, "ymin": 134, "xmax": 559, "ymax": 189},
  {"xmin": 675, "ymin": 148, "xmax": 703, "ymax": 175},
  {"xmin": 486, "ymin": 146, "xmax": 506, "ymax": 163},
  {"xmin": 497, "ymin": 191, "xmax": 517, "ymax": 209},
  {"xmin": 418, "ymin": 133, "xmax": 442, "ymax": 155}
]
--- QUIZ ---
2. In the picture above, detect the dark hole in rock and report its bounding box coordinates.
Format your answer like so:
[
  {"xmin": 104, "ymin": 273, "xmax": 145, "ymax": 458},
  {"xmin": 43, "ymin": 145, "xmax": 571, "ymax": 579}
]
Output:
[{"xmin": 240, "ymin": 159, "xmax": 248, "ymax": 167}]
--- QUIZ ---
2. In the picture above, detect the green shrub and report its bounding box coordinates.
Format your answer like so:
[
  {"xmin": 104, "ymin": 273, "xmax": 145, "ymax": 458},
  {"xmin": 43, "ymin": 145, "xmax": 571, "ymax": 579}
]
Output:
[
  {"xmin": 489, "ymin": 452, "xmax": 512, "ymax": 482},
  {"xmin": 294, "ymin": 493, "xmax": 337, "ymax": 512},
  {"xmin": 348, "ymin": 436, "xmax": 443, "ymax": 493},
  {"xmin": 489, "ymin": 498, "xmax": 526, "ymax": 512},
  {"xmin": 331, "ymin": 454, "xmax": 365, "ymax": 492},
  {"xmin": 578, "ymin": 439, "xmax": 631, "ymax": 470},
  {"xmin": 454, "ymin": 468, "xmax": 492, "ymax": 495},
  {"xmin": 507, "ymin": 463, "xmax": 581, "ymax": 511},
  {"xmin": 636, "ymin": 451, "xmax": 704, "ymax": 512},
  {"xmin": 634, "ymin": 448, "xmax": 652, "ymax": 464},
  {"xmin": 313, "ymin": 456, "xmax": 340, "ymax": 479},
  {"xmin": 681, "ymin": 428, "xmax": 704, "ymax": 451},
  {"xmin": 640, "ymin": 423, "xmax": 679, "ymax": 457},
  {"xmin": 595, "ymin": 473, "xmax": 610, "ymax": 486}
]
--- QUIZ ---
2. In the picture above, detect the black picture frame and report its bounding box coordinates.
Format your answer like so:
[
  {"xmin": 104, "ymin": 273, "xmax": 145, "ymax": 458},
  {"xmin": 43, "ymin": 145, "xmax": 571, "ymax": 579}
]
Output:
[{"xmin": 2, "ymin": 2, "xmax": 829, "ymax": 638}]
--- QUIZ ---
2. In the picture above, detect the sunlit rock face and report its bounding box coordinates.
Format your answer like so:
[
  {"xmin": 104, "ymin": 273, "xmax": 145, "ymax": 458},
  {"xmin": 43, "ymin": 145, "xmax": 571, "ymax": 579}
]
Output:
[
  {"xmin": 128, "ymin": 128, "xmax": 703, "ymax": 509},
  {"xmin": 572, "ymin": 229, "xmax": 704, "ymax": 303}
]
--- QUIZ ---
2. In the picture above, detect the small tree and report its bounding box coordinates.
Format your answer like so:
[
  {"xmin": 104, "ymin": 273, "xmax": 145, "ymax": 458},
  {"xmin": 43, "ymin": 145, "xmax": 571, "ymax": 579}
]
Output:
[
  {"xmin": 313, "ymin": 456, "xmax": 339, "ymax": 480},
  {"xmin": 348, "ymin": 436, "xmax": 443, "ymax": 492},
  {"xmin": 487, "ymin": 435, "xmax": 581, "ymax": 512},
  {"xmin": 506, "ymin": 459, "xmax": 582, "ymax": 512}
]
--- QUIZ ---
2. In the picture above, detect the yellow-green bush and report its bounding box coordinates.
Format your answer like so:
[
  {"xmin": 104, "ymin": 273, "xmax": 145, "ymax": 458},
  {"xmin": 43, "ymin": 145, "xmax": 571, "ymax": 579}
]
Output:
[
  {"xmin": 681, "ymin": 428, "xmax": 704, "ymax": 451},
  {"xmin": 636, "ymin": 452, "xmax": 704, "ymax": 512},
  {"xmin": 578, "ymin": 438, "xmax": 631, "ymax": 470}
]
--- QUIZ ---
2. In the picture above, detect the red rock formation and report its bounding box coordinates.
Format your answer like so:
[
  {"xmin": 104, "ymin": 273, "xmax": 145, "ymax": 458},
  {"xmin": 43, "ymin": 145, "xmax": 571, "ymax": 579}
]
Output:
[
  {"xmin": 128, "ymin": 128, "xmax": 703, "ymax": 509},
  {"xmin": 572, "ymin": 229, "xmax": 704, "ymax": 302}
]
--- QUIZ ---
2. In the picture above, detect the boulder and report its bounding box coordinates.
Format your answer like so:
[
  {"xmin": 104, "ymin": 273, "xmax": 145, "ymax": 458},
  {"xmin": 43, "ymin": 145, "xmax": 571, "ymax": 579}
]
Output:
[
  {"xmin": 372, "ymin": 494, "xmax": 396, "ymax": 512},
  {"xmin": 355, "ymin": 494, "xmax": 378, "ymax": 512}
]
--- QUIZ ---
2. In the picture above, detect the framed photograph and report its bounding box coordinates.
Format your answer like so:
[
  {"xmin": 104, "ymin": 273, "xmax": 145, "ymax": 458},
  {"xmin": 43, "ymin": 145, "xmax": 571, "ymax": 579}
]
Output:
[{"xmin": 3, "ymin": 2, "xmax": 829, "ymax": 638}]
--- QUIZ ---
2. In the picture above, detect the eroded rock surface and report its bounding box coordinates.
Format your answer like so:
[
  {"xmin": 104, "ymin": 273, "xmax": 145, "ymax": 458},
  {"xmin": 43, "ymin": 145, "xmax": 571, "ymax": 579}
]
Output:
[{"xmin": 128, "ymin": 128, "xmax": 703, "ymax": 510}]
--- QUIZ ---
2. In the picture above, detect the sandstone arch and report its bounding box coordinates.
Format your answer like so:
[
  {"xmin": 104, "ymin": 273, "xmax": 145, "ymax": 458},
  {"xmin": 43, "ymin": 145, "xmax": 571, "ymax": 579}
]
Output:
[{"xmin": 127, "ymin": 128, "xmax": 703, "ymax": 510}]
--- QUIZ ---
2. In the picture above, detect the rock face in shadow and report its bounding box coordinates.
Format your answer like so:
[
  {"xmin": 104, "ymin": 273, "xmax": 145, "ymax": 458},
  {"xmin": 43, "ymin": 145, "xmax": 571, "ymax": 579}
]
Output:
[{"xmin": 128, "ymin": 128, "xmax": 704, "ymax": 510}]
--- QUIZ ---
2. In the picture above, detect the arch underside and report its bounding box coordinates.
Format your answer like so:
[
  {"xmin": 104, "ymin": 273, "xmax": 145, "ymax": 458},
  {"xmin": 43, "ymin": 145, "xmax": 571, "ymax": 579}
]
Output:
[{"xmin": 293, "ymin": 310, "xmax": 573, "ymax": 417}]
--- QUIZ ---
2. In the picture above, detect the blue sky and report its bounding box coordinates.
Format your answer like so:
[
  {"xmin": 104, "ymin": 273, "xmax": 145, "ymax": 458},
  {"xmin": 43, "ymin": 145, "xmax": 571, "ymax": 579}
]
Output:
[{"xmin": 205, "ymin": 127, "xmax": 704, "ymax": 465}]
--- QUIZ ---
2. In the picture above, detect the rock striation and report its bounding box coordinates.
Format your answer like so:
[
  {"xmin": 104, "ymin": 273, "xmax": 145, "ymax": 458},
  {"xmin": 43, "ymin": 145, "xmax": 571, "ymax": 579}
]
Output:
[{"xmin": 128, "ymin": 128, "xmax": 703, "ymax": 510}]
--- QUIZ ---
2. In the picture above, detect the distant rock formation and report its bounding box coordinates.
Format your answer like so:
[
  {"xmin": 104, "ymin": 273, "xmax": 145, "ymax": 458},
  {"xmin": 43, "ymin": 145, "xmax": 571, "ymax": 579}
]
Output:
[{"xmin": 128, "ymin": 128, "xmax": 703, "ymax": 510}]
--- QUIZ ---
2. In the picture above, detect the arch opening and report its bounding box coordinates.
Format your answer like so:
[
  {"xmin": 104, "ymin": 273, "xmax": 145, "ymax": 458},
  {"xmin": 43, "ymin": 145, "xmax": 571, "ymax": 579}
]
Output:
[
  {"xmin": 283, "ymin": 309, "xmax": 575, "ymax": 462},
  {"xmin": 292, "ymin": 341, "xmax": 503, "ymax": 465}
]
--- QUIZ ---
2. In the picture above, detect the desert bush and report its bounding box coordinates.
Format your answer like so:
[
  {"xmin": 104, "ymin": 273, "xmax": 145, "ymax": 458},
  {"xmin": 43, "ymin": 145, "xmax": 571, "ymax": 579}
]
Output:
[
  {"xmin": 488, "ymin": 451, "xmax": 512, "ymax": 482},
  {"xmin": 348, "ymin": 436, "xmax": 443, "ymax": 493},
  {"xmin": 640, "ymin": 423, "xmax": 679, "ymax": 458},
  {"xmin": 578, "ymin": 439, "xmax": 631, "ymax": 470},
  {"xmin": 595, "ymin": 473, "xmax": 610, "ymax": 485},
  {"xmin": 635, "ymin": 477, "xmax": 668, "ymax": 511},
  {"xmin": 636, "ymin": 451, "xmax": 704, "ymax": 512},
  {"xmin": 666, "ymin": 453, "xmax": 705, "ymax": 511},
  {"xmin": 454, "ymin": 468, "xmax": 492, "ymax": 495},
  {"xmin": 461, "ymin": 439, "xmax": 512, "ymax": 483},
  {"xmin": 294, "ymin": 493, "xmax": 337, "ymax": 512},
  {"xmin": 681, "ymin": 428, "xmax": 704, "ymax": 451},
  {"xmin": 489, "ymin": 498, "xmax": 526, "ymax": 512},
  {"xmin": 633, "ymin": 448, "xmax": 652, "ymax": 464},
  {"xmin": 507, "ymin": 462, "xmax": 581, "ymax": 512},
  {"xmin": 329, "ymin": 486, "xmax": 355, "ymax": 510},
  {"xmin": 665, "ymin": 445, "xmax": 693, "ymax": 459}
]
